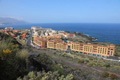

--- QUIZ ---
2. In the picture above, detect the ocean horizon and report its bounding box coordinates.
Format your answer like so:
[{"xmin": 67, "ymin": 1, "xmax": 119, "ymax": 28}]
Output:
[{"xmin": 0, "ymin": 23, "xmax": 120, "ymax": 44}]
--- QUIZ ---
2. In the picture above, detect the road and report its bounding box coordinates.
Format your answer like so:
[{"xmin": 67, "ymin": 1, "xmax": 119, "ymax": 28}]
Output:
[{"xmin": 26, "ymin": 30, "xmax": 33, "ymax": 46}]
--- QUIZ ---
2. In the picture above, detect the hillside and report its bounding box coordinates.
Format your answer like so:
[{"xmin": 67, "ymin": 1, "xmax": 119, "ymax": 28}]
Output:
[
  {"xmin": 0, "ymin": 32, "xmax": 120, "ymax": 80},
  {"xmin": 0, "ymin": 17, "xmax": 27, "ymax": 25}
]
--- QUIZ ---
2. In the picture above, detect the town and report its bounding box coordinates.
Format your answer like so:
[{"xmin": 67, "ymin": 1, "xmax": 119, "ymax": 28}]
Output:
[{"xmin": 0, "ymin": 26, "xmax": 115, "ymax": 58}]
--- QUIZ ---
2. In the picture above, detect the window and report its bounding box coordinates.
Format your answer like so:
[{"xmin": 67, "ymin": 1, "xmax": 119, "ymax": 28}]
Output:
[
  {"xmin": 72, "ymin": 44, "xmax": 73, "ymax": 49},
  {"xmin": 111, "ymin": 50, "xmax": 113, "ymax": 56}
]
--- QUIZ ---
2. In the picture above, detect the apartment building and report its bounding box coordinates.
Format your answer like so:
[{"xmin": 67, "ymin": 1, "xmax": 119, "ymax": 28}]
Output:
[
  {"xmin": 47, "ymin": 38, "xmax": 62, "ymax": 49},
  {"xmin": 69, "ymin": 42, "xmax": 115, "ymax": 57},
  {"xmin": 47, "ymin": 40, "xmax": 55, "ymax": 49},
  {"xmin": 47, "ymin": 38, "xmax": 67, "ymax": 51},
  {"xmin": 33, "ymin": 35, "xmax": 115, "ymax": 57},
  {"xmin": 33, "ymin": 36, "xmax": 47, "ymax": 48},
  {"xmin": 46, "ymin": 39, "xmax": 115, "ymax": 57}
]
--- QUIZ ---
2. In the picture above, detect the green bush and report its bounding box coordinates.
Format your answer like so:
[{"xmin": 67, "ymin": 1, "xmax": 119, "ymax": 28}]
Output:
[
  {"xmin": 17, "ymin": 71, "xmax": 74, "ymax": 80},
  {"xmin": 51, "ymin": 64, "xmax": 65, "ymax": 75},
  {"xmin": 9, "ymin": 43, "xmax": 19, "ymax": 52},
  {"xmin": 114, "ymin": 66, "xmax": 120, "ymax": 70},
  {"xmin": 105, "ymin": 64, "xmax": 111, "ymax": 68},
  {"xmin": 87, "ymin": 62, "xmax": 95, "ymax": 67},
  {"xmin": 0, "ymin": 56, "xmax": 27, "ymax": 80},
  {"xmin": 78, "ymin": 59, "xmax": 84, "ymax": 64},
  {"xmin": 102, "ymin": 72, "xmax": 109, "ymax": 78},
  {"xmin": 84, "ymin": 58, "xmax": 89, "ymax": 64}
]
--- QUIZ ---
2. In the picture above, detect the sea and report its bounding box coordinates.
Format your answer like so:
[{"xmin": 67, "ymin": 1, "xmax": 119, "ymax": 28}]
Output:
[{"xmin": 0, "ymin": 23, "xmax": 120, "ymax": 44}]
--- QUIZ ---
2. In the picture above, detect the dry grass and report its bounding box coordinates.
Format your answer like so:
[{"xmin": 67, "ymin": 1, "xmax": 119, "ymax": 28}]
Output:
[
  {"xmin": 0, "ymin": 40, "xmax": 9, "ymax": 50},
  {"xmin": 16, "ymin": 49, "xmax": 29, "ymax": 59}
]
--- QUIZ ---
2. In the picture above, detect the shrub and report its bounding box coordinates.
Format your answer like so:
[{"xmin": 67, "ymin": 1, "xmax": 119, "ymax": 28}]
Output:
[
  {"xmin": 0, "ymin": 49, "xmax": 12, "ymax": 59},
  {"xmin": 17, "ymin": 71, "xmax": 74, "ymax": 80},
  {"xmin": 51, "ymin": 64, "xmax": 65, "ymax": 75},
  {"xmin": 78, "ymin": 59, "xmax": 84, "ymax": 64},
  {"xmin": 0, "ymin": 53, "xmax": 27, "ymax": 80},
  {"xmin": 102, "ymin": 72, "xmax": 109, "ymax": 78},
  {"xmin": 8, "ymin": 43, "xmax": 19, "ymax": 52},
  {"xmin": 89, "ymin": 57, "xmax": 94, "ymax": 61},
  {"xmin": 3, "ymin": 49, "xmax": 12, "ymax": 54},
  {"xmin": 110, "ymin": 74, "xmax": 118, "ymax": 80},
  {"xmin": 84, "ymin": 58, "xmax": 89, "ymax": 64},
  {"xmin": 82, "ymin": 72, "xmax": 88, "ymax": 79},
  {"xmin": 0, "ymin": 50, "xmax": 3, "ymax": 59},
  {"xmin": 105, "ymin": 64, "xmax": 111, "ymax": 68},
  {"xmin": 16, "ymin": 49, "xmax": 29, "ymax": 60},
  {"xmin": 114, "ymin": 66, "xmax": 120, "ymax": 70},
  {"xmin": 53, "ymin": 52, "xmax": 56, "ymax": 54},
  {"xmin": 87, "ymin": 62, "xmax": 95, "ymax": 67},
  {"xmin": 0, "ymin": 40, "xmax": 9, "ymax": 50}
]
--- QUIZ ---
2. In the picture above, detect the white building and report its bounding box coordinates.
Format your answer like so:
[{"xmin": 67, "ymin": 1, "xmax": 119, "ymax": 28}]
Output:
[
  {"xmin": 33, "ymin": 32, "xmax": 39, "ymax": 36},
  {"xmin": 31, "ymin": 26, "xmax": 42, "ymax": 32},
  {"xmin": 5, "ymin": 27, "xmax": 14, "ymax": 30},
  {"xmin": 45, "ymin": 32, "xmax": 48, "ymax": 36}
]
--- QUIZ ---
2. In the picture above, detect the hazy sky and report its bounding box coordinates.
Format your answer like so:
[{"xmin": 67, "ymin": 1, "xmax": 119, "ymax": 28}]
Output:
[{"xmin": 0, "ymin": 0, "xmax": 120, "ymax": 23}]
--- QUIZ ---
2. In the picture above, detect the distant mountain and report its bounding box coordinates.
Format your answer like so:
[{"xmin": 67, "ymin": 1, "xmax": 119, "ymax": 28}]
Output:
[{"xmin": 0, "ymin": 17, "xmax": 27, "ymax": 25}]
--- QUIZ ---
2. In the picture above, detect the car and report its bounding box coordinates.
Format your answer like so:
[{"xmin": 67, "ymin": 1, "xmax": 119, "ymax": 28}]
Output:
[{"xmin": 118, "ymin": 60, "xmax": 120, "ymax": 62}]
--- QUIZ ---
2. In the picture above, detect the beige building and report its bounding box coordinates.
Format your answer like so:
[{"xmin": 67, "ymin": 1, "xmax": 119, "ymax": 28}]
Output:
[
  {"xmin": 68, "ymin": 42, "xmax": 115, "ymax": 57},
  {"xmin": 47, "ymin": 39, "xmax": 115, "ymax": 57},
  {"xmin": 47, "ymin": 39, "xmax": 63, "ymax": 49},
  {"xmin": 55, "ymin": 42, "xmax": 68, "ymax": 51},
  {"xmin": 42, "ymin": 35, "xmax": 61, "ymax": 39},
  {"xmin": 33, "ymin": 36, "xmax": 47, "ymax": 48}
]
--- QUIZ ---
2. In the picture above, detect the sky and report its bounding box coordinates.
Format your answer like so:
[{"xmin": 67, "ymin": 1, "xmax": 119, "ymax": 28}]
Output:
[{"xmin": 0, "ymin": 0, "xmax": 120, "ymax": 23}]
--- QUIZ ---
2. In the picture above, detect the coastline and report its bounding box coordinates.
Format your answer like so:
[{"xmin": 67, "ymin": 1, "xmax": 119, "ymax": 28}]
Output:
[
  {"xmin": 65, "ymin": 31, "xmax": 98, "ymax": 42},
  {"xmin": 1, "ymin": 23, "xmax": 120, "ymax": 44}
]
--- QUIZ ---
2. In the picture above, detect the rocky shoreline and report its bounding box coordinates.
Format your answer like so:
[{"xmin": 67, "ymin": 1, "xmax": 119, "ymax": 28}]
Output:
[{"xmin": 65, "ymin": 31, "xmax": 98, "ymax": 42}]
